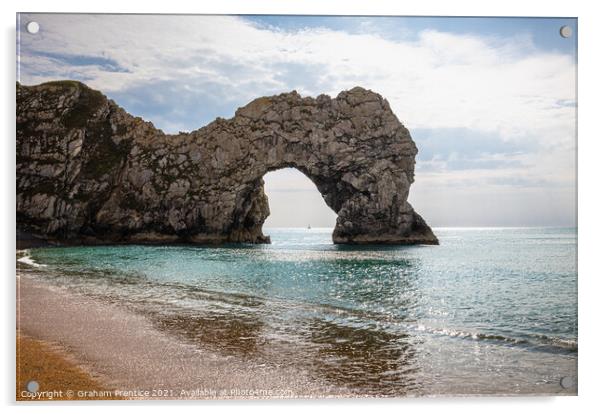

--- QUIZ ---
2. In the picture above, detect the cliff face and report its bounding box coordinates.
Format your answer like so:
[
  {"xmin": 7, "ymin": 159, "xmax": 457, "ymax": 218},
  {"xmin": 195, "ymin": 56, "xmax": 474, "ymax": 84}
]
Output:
[{"xmin": 16, "ymin": 81, "xmax": 438, "ymax": 245}]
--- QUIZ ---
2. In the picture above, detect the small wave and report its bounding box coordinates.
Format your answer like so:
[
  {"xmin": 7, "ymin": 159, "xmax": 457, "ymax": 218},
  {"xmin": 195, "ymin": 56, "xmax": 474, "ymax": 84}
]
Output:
[
  {"xmin": 530, "ymin": 333, "xmax": 578, "ymax": 351},
  {"xmin": 413, "ymin": 324, "xmax": 577, "ymax": 353},
  {"xmin": 17, "ymin": 250, "xmax": 47, "ymax": 268}
]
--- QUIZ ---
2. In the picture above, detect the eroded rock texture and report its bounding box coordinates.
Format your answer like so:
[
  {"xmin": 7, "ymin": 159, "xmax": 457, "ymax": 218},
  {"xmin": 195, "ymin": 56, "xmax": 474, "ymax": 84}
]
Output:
[{"xmin": 17, "ymin": 81, "xmax": 438, "ymax": 245}]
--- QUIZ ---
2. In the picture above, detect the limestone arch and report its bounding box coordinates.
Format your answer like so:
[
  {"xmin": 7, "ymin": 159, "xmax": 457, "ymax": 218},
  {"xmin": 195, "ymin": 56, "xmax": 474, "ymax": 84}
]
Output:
[
  {"xmin": 16, "ymin": 81, "xmax": 438, "ymax": 245},
  {"xmin": 217, "ymin": 87, "xmax": 438, "ymax": 245}
]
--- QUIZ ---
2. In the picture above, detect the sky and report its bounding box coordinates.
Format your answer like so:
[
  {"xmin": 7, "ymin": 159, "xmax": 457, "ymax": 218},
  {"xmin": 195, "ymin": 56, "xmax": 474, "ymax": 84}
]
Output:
[{"xmin": 17, "ymin": 14, "xmax": 577, "ymax": 227}]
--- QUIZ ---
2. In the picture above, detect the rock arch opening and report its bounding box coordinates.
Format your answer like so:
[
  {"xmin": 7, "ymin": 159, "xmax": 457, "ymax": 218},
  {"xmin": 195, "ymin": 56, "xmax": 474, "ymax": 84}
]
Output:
[{"xmin": 262, "ymin": 168, "xmax": 337, "ymax": 231}]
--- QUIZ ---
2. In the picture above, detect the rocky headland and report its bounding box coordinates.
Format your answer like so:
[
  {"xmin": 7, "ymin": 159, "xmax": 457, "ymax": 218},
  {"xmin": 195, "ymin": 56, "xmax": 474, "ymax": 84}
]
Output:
[{"xmin": 16, "ymin": 81, "xmax": 437, "ymax": 245}]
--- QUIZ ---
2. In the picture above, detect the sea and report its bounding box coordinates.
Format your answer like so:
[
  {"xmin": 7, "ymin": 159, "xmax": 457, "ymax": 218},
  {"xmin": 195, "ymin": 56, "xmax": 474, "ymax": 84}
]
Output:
[{"xmin": 17, "ymin": 227, "xmax": 578, "ymax": 396}]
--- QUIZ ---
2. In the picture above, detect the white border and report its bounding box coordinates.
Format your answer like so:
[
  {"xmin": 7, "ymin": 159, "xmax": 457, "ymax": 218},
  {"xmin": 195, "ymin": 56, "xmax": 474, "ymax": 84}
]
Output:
[{"xmin": 3, "ymin": 1, "xmax": 601, "ymax": 413}]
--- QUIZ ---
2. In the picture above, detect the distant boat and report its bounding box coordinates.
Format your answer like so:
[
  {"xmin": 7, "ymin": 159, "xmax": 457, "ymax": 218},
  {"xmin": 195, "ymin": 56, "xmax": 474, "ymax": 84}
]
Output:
[{"xmin": 307, "ymin": 224, "xmax": 311, "ymax": 230}]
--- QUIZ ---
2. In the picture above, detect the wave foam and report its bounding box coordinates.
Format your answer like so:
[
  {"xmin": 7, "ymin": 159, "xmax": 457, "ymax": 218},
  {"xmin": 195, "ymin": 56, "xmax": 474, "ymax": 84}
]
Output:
[{"xmin": 17, "ymin": 250, "xmax": 47, "ymax": 268}]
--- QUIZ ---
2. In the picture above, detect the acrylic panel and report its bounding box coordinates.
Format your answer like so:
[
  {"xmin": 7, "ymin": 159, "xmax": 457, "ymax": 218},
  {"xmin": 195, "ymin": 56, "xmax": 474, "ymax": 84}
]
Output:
[{"xmin": 16, "ymin": 13, "xmax": 577, "ymax": 400}]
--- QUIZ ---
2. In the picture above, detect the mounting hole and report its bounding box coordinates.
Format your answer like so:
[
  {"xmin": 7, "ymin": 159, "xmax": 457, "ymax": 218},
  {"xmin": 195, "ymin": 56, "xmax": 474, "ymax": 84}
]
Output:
[
  {"xmin": 560, "ymin": 376, "xmax": 575, "ymax": 389},
  {"xmin": 26, "ymin": 21, "xmax": 40, "ymax": 34},
  {"xmin": 26, "ymin": 380, "xmax": 39, "ymax": 392},
  {"xmin": 559, "ymin": 25, "xmax": 572, "ymax": 38}
]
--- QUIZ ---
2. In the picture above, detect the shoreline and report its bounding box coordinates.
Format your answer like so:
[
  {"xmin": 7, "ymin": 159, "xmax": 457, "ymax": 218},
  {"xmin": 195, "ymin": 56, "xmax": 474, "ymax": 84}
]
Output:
[
  {"xmin": 16, "ymin": 270, "xmax": 350, "ymax": 400},
  {"xmin": 15, "ymin": 235, "xmax": 577, "ymax": 399}
]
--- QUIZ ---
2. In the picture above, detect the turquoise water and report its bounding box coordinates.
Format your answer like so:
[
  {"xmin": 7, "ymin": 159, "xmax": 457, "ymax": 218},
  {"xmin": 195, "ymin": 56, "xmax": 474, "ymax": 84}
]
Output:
[{"xmin": 20, "ymin": 227, "xmax": 577, "ymax": 395}]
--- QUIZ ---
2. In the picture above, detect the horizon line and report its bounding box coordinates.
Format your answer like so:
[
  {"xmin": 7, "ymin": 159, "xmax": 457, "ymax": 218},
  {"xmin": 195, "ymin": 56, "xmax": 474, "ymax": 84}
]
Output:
[{"xmin": 263, "ymin": 225, "xmax": 577, "ymax": 229}]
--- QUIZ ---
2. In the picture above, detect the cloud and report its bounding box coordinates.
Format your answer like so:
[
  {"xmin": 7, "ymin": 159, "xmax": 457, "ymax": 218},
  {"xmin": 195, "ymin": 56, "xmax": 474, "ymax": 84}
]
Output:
[
  {"xmin": 17, "ymin": 14, "xmax": 576, "ymax": 226},
  {"xmin": 33, "ymin": 51, "xmax": 130, "ymax": 73},
  {"xmin": 108, "ymin": 78, "xmax": 256, "ymax": 133},
  {"xmin": 413, "ymin": 127, "xmax": 537, "ymax": 172},
  {"xmin": 486, "ymin": 176, "xmax": 553, "ymax": 188},
  {"xmin": 18, "ymin": 15, "xmax": 575, "ymax": 133}
]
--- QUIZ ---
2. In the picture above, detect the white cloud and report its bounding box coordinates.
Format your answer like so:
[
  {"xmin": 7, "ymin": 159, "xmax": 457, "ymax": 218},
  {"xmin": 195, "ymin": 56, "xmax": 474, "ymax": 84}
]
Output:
[
  {"xmin": 17, "ymin": 14, "xmax": 577, "ymax": 226},
  {"xmin": 19, "ymin": 15, "xmax": 575, "ymax": 135}
]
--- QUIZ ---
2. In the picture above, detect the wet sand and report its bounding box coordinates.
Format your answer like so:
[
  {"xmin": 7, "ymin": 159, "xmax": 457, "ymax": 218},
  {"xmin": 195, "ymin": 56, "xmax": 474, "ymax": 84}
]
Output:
[
  {"xmin": 17, "ymin": 333, "xmax": 122, "ymax": 401},
  {"xmin": 16, "ymin": 272, "xmax": 349, "ymax": 400}
]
